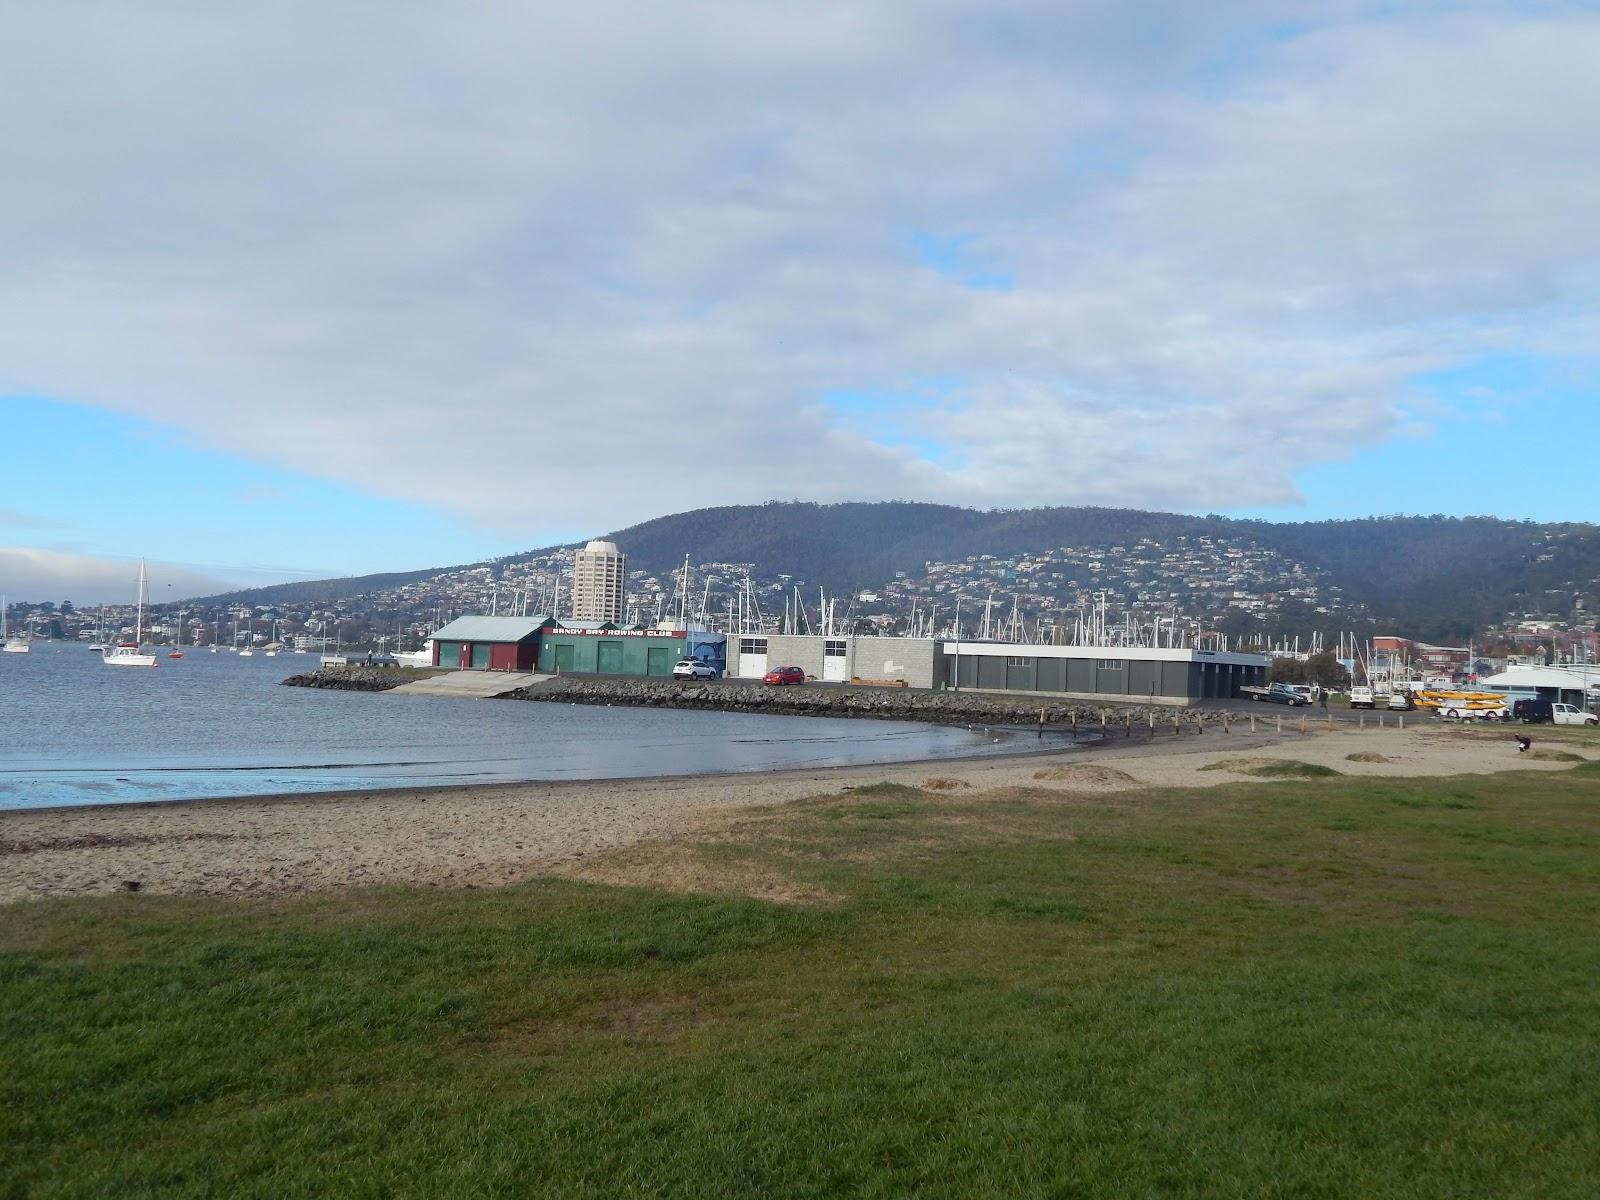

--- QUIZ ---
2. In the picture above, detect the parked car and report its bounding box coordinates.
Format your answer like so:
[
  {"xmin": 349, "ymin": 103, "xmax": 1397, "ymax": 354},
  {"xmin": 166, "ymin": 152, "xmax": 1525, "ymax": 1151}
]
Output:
[
  {"xmin": 1513, "ymin": 698, "xmax": 1553, "ymax": 724},
  {"xmin": 1348, "ymin": 686, "xmax": 1375, "ymax": 709},
  {"xmin": 671, "ymin": 658, "xmax": 720, "ymax": 680},
  {"xmin": 1553, "ymin": 702, "xmax": 1599, "ymax": 726},
  {"xmin": 762, "ymin": 665, "xmax": 806, "ymax": 685},
  {"xmin": 1387, "ymin": 691, "xmax": 1415, "ymax": 711},
  {"xmin": 1261, "ymin": 682, "xmax": 1310, "ymax": 706}
]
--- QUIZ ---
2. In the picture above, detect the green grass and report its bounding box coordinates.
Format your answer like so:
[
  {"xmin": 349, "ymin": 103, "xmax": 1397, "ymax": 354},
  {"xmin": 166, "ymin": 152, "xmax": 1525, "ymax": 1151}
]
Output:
[
  {"xmin": 1199, "ymin": 757, "xmax": 1342, "ymax": 778},
  {"xmin": 4, "ymin": 766, "xmax": 1600, "ymax": 1198}
]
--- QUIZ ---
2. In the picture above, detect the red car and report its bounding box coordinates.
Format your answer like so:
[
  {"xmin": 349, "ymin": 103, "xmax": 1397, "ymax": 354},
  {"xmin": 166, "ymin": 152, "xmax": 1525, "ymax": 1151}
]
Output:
[{"xmin": 762, "ymin": 665, "xmax": 806, "ymax": 685}]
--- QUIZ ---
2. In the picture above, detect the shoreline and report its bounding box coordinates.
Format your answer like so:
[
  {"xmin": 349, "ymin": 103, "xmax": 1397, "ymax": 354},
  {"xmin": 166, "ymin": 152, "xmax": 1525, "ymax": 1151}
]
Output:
[
  {"xmin": 0, "ymin": 725, "xmax": 1101, "ymax": 819},
  {"xmin": 1, "ymin": 725, "xmax": 1581, "ymax": 904},
  {"xmin": 0, "ymin": 720, "xmax": 1122, "ymax": 819}
]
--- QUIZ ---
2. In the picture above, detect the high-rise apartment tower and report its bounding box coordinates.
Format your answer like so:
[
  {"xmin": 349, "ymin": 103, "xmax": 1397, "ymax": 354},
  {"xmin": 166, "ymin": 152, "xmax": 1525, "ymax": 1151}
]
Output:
[{"xmin": 571, "ymin": 539, "xmax": 626, "ymax": 623}]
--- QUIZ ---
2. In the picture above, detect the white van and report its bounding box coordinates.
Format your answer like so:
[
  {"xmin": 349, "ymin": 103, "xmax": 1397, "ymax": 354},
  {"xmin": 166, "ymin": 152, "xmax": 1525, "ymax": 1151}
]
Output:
[{"xmin": 1349, "ymin": 686, "xmax": 1374, "ymax": 709}]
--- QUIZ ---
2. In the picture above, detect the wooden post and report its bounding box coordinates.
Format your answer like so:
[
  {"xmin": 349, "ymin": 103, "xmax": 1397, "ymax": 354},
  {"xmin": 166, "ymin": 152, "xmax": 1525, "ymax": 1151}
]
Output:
[
  {"xmin": 1250, "ymin": 713, "xmax": 1256, "ymax": 733},
  {"xmin": 1276, "ymin": 715, "xmax": 1281, "ymax": 734},
  {"xmin": 1379, "ymin": 713, "xmax": 1385, "ymax": 728},
  {"xmin": 1360, "ymin": 712, "xmax": 1365, "ymax": 730},
  {"xmin": 1299, "ymin": 715, "xmax": 1306, "ymax": 735},
  {"xmin": 1399, "ymin": 714, "xmax": 1405, "ymax": 730},
  {"xmin": 1125, "ymin": 713, "xmax": 1132, "ymax": 737}
]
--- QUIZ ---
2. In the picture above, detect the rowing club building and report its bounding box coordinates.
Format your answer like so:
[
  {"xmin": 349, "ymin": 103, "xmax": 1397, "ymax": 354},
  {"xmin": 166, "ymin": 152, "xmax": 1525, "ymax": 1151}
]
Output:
[{"xmin": 427, "ymin": 615, "xmax": 726, "ymax": 677}]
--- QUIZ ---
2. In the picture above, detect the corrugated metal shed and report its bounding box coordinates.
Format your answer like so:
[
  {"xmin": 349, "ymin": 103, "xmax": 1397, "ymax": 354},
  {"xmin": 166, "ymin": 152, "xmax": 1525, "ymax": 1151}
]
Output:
[{"xmin": 429, "ymin": 615, "xmax": 553, "ymax": 643}]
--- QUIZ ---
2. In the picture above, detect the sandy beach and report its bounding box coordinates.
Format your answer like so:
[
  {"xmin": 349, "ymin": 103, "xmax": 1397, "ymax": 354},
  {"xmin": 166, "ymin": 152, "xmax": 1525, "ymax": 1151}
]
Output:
[{"xmin": 0, "ymin": 723, "xmax": 1584, "ymax": 904}]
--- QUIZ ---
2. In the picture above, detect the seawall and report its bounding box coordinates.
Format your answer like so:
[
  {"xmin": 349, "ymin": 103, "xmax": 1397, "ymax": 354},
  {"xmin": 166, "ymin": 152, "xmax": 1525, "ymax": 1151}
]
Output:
[
  {"xmin": 507, "ymin": 676, "xmax": 1205, "ymax": 727},
  {"xmin": 282, "ymin": 667, "xmax": 416, "ymax": 692}
]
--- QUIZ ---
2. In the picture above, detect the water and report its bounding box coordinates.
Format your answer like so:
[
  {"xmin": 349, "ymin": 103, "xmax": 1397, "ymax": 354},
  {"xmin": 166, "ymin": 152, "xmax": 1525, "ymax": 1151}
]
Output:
[{"xmin": 0, "ymin": 646, "xmax": 997, "ymax": 810}]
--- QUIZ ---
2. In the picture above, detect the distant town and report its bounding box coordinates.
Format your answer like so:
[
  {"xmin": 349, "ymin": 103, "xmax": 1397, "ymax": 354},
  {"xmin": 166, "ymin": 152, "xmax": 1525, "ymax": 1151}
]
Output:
[{"xmin": 7, "ymin": 529, "xmax": 1596, "ymax": 671}]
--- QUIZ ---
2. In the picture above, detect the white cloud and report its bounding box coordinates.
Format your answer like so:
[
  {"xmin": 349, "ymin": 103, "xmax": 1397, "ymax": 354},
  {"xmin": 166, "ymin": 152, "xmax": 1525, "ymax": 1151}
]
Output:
[
  {"xmin": 0, "ymin": 2, "xmax": 1596, "ymax": 537},
  {"xmin": 0, "ymin": 549, "xmax": 233, "ymax": 605}
]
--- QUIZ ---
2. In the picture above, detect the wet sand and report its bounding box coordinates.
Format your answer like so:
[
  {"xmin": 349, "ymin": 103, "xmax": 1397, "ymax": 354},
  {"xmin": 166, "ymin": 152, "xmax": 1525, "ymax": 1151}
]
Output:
[{"xmin": 0, "ymin": 724, "xmax": 1582, "ymax": 903}]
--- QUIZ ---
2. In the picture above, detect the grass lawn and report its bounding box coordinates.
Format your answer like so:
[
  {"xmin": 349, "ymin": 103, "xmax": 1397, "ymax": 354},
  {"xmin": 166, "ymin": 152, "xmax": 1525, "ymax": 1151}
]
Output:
[{"xmin": 3, "ymin": 763, "xmax": 1599, "ymax": 1198}]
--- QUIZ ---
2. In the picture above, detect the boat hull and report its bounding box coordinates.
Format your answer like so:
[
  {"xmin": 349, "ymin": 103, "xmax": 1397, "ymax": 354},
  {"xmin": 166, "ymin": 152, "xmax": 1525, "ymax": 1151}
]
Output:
[{"xmin": 105, "ymin": 646, "xmax": 159, "ymax": 667}]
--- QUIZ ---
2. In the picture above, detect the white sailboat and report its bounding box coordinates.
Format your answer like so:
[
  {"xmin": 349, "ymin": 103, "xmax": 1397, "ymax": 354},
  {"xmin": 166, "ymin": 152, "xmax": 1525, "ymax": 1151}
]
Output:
[
  {"xmin": 2, "ymin": 595, "xmax": 31, "ymax": 653},
  {"xmin": 104, "ymin": 562, "xmax": 159, "ymax": 667}
]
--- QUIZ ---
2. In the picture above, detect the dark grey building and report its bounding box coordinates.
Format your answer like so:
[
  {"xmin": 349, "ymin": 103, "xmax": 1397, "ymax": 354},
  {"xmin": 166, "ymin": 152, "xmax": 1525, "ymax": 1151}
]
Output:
[{"xmin": 939, "ymin": 641, "xmax": 1268, "ymax": 706}]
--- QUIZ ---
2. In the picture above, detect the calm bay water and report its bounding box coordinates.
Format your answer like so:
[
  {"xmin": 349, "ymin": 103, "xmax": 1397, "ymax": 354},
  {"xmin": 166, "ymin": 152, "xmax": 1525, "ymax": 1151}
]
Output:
[{"xmin": 0, "ymin": 646, "xmax": 995, "ymax": 810}]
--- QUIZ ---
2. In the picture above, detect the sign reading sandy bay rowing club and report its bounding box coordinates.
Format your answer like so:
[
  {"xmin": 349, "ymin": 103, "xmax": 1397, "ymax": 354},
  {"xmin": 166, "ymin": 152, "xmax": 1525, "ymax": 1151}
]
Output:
[{"xmin": 554, "ymin": 628, "xmax": 686, "ymax": 638}]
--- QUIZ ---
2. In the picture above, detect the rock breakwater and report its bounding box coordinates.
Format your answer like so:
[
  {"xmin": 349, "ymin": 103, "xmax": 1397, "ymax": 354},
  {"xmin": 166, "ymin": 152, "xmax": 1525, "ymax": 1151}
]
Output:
[
  {"xmin": 507, "ymin": 676, "xmax": 1205, "ymax": 728},
  {"xmin": 282, "ymin": 667, "xmax": 416, "ymax": 692}
]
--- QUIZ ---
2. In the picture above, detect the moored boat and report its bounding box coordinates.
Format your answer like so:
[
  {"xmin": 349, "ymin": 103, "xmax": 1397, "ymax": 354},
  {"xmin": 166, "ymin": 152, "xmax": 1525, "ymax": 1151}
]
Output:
[
  {"xmin": 104, "ymin": 562, "xmax": 160, "ymax": 668},
  {"xmin": 3, "ymin": 595, "xmax": 31, "ymax": 654}
]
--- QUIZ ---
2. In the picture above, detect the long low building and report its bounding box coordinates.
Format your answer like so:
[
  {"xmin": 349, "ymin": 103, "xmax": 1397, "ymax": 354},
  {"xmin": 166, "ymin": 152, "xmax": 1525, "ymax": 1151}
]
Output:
[
  {"xmin": 731, "ymin": 633, "xmax": 1267, "ymax": 705},
  {"xmin": 940, "ymin": 640, "xmax": 1268, "ymax": 705}
]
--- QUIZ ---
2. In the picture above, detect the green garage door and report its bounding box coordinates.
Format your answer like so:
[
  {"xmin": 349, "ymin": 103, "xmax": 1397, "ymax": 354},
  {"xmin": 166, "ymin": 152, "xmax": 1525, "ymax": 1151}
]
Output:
[
  {"xmin": 554, "ymin": 644, "xmax": 575, "ymax": 673},
  {"xmin": 647, "ymin": 647, "xmax": 672, "ymax": 676},
  {"xmin": 597, "ymin": 640, "xmax": 625, "ymax": 674},
  {"xmin": 471, "ymin": 643, "xmax": 491, "ymax": 669}
]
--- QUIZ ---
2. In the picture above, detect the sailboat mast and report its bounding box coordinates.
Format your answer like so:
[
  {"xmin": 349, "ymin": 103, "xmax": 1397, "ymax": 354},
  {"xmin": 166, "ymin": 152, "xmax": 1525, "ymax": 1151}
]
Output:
[{"xmin": 135, "ymin": 560, "xmax": 145, "ymax": 646}]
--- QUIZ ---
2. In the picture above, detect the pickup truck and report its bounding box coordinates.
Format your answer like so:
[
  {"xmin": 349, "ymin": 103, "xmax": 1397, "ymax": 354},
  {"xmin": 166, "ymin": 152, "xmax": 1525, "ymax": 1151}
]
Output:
[
  {"xmin": 1554, "ymin": 702, "xmax": 1599, "ymax": 726},
  {"xmin": 1511, "ymin": 699, "xmax": 1598, "ymax": 725},
  {"xmin": 1240, "ymin": 682, "xmax": 1312, "ymax": 706}
]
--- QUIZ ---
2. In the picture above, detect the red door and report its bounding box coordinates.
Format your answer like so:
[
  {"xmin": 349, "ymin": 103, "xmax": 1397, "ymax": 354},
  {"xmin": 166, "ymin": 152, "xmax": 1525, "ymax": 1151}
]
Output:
[{"xmin": 457, "ymin": 642, "xmax": 471, "ymax": 668}]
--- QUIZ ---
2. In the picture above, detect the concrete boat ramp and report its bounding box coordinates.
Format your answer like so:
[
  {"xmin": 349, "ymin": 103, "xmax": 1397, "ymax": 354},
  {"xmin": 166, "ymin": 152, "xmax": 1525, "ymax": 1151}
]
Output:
[{"xmin": 389, "ymin": 670, "xmax": 549, "ymax": 698}]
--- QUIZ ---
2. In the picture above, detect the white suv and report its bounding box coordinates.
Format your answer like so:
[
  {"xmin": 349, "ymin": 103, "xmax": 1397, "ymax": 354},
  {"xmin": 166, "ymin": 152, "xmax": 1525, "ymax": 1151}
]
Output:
[{"xmin": 672, "ymin": 659, "xmax": 719, "ymax": 680}]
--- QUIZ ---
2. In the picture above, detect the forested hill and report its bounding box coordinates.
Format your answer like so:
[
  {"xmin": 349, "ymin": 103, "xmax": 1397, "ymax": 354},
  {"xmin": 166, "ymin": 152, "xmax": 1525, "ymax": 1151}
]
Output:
[
  {"xmin": 604, "ymin": 504, "xmax": 1600, "ymax": 641},
  {"xmin": 201, "ymin": 501, "xmax": 1600, "ymax": 641}
]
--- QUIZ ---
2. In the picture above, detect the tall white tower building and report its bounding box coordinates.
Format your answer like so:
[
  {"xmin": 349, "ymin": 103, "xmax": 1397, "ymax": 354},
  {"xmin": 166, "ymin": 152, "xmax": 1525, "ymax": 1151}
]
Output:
[{"xmin": 571, "ymin": 540, "xmax": 626, "ymax": 622}]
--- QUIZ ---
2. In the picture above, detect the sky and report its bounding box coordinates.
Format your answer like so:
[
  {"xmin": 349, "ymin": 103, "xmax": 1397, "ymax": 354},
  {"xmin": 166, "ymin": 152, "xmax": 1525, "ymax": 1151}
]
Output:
[{"xmin": 3, "ymin": 1, "xmax": 1599, "ymax": 601}]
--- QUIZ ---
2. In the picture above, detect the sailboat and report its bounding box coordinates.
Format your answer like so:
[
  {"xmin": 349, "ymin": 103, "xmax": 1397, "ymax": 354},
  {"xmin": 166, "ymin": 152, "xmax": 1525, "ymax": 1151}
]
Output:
[
  {"xmin": 238, "ymin": 615, "xmax": 254, "ymax": 656},
  {"xmin": 167, "ymin": 619, "xmax": 184, "ymax": 659},
  {"xmin": 87, "ymin": 604, "xmax": 105, "ymax": 652},
  {"xmin": 104, "ymin": 562, "xmax": 159, "ymax": 667},
  {"xmin": 2, "ymin": 595, "xmax": 31, "ymax": 653}
]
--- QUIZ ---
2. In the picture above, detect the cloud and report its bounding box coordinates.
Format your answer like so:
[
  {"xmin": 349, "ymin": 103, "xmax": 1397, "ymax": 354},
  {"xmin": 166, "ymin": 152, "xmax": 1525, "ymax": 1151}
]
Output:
[
  {"xmin": 0, "ymin": 549, "xmax": 234, "ymax": 604},
  {"xmin": 0, "ymin": 2, "xmax": 1595, "ymax": 537},
  {"xmin": 233, "ymin": 485, "xmax": 292, "ymax": 505},
  {"xmin": 0, "ymin": 508, "xmax": 62, "ymax": 530}
]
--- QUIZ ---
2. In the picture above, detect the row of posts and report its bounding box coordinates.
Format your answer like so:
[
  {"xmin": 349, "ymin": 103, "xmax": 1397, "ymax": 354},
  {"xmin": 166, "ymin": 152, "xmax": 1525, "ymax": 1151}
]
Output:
[{"xmin": 1048, "ymin": 708, "xmax": 1404, "ymax": 739}]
